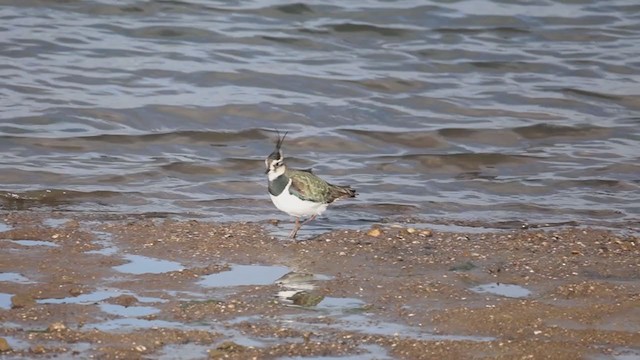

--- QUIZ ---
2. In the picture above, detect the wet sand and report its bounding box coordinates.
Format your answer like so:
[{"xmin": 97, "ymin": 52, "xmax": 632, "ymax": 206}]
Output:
[{"xmin": 0, "ymin": 212, "xmax": 638, "ymax": 359}]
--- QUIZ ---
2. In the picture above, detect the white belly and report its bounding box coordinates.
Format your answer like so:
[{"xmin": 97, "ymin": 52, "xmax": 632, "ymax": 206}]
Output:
[{"xmin": 270, "ymin": 181, "xmax": 328, "ymax": 218}]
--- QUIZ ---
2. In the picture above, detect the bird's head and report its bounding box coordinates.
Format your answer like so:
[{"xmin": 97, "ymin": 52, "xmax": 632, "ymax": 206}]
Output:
[{"xmin": 265, "ymin": 130, "xmax": 288, "ymax": 178}]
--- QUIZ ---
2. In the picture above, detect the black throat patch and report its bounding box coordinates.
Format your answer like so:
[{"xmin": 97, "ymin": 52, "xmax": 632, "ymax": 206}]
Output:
[{"xmin": 268, "ymin": 174, "xmax": 289, "ymax": 196}]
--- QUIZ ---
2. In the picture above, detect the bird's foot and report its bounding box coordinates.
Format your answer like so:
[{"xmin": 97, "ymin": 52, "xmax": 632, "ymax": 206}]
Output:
[
  {"xmin": 289, "ymin": 217, "xmax": 301, "ymax": 239},
  {"xmin": 288, "ymin": 215, "xmax": 318, "ymax": 240}
]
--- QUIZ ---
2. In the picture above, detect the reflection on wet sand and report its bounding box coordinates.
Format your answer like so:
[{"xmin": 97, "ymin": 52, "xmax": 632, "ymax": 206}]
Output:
[{"xmin": 0, "ymin": 212, "xmax": 638, "ymax": 358}]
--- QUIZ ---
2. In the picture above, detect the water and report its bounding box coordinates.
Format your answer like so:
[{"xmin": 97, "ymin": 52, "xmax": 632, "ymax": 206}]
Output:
[
  {"xmin": 156, "ymin": 344, "xmax": 223, "ymax": 360},
  {"xmin": 279, "ymin": 344, "xmax": 394, "ymax": 360},
  {"xmin": 7, "ymin": 239, "xmax": 59, "ymax": 247},
  {"xmin": 91, "ymin": 318, "xmax": 191, "ymax": 332},
  {"xmin": 0, "ymin": 292, "xmax": 12, "ymax": 309},
  {"xmin": 276, "ymin": 271, "xmax": 331, "ymax": 297},
  {"xmin": 43, "ymin": 217, "xmax": 69, "ymax": 228},
  {"xmin": 113, "ymin": 254, "xmax": 184, "ymax": 274},
  {"xmin": 0, "ymin": 272, "xmax": 34, "ymax": 284},
  {"xmin": 86, "ymin": 231, "xmax": 119, "ymax": 256},
  {"xmin": 0, "ymin": 336, "xmax": 30, "ymax": 351},
  {"xmin": 37, "ymin": 289, "xmax": 165, "ymax": 305},
  {"xmin": 0, "ymin": 222, "xmax": 10, "ymax": 232},
  {"xmin": 317, "ymin": 297, "xmax": 367, "ymax": 311},
  {"xmin": 199, "ymin": 264, "xmax": 290, "ymax": 287},
  {"xmin": 278, "ymin": 311, "xmax": 495, "ymax": 342},
  {"xmin": 470, "ymin": 283, "xmax": 532, "ymax": 298},
  {"xmin": 98, "ymin": 303, "xmax": 160, "ymax": 317},
  {"xmin": 0, "ymin": 0, "xmax": 639, "ymax": 231}
]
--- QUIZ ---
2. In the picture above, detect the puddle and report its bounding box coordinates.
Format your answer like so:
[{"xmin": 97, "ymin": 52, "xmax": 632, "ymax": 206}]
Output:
[
  {"xmin": 0, "ymin": 221, "xmax": 10, "ymax": 232},
  {"xmin": 319, "ymin": 313, "xmax": 494, "ymax": 342},
  {"xmin": 608, "ymin": 347, "xmax": 640, "ymax": 360},
  {"xmin": 156, "ymin": 344, "xmax": 215, "ymax": 360},
  {"xmin": 317, "ymin": 297, "xmax": 366, "ymax": 311},
  {"xmin": 99, "ymin": 303, "xmax": 160, "ymax": 317},
  {"xmin": 123, "ymin": 325, "xmax": 279, "ymax": 357},
  {"xmin": 0, "ymin": 292, "xmax": 13, "ymax": 309},
  {"xmin": 113, "ymin": 254, "xmax": 184, "ymax": 275},
  {"xmin": 276, "ymin": 271, "xmax": 334, "ymax": 305},
  {"xmin": 7, "ymin": 239, "xmax": 59, "ymax": 247},
  {"xmin": 92, "ymin": 318, "xmax": 207, "ymax": 332},
  {"xmin": 165, "ymin": 290, "xmax": 211, "ymax": 300},
  {"xmin": 276, "ymin": 272, "xmax": 316, "ymax": 287},
  {"xmin": 280, "ymin": 344, "xmax": 393, "ymax": 360},
  {"xmin": 38, "ymin": 289, "xmax": 165, "ymax": 305},
  {"xmin": 246, "ymin": 311, "xmax": 495, "ymax": 343},
  {"xmin": 356, "ymin": 344, "xmax": 394, "ymax": 360},
  {"xmin": 470, "ymin": 283, "xmax": 531, "ymax": 298},
  {"xmin": 279, "ymin": 294, "xmax": 367, "ymax": 311},
  {"xmin": 276, "ymin": 272, "xmax": 332, "ymax": 287},
  {"xmin": 0, "ymin": 272, "xmax": 34, "ymax": 284},
  {"xmin": 86, "ymin": 231, "xmax": 118, "ymax": 256},
  {"xmin": 0, "ymin": 336, "xmax": 31, "ymax": 351},
  {"xmin": 218, "ymin": 331, "xmax": 267, "ymax": 348},
  {"xmin": 262, "ymin": 275, "xmax": 494, "ymax": 344},
  {"xmin": 199, "ymin": 264, "xmax": 290, "ymax": 287},
  {"xmin": 588, "ymin": 346, "xmax": 640, "ymax": 360},
  {"xmin": 43, "ymin": 218, "xmax": 68, "ymax": 228},
  {"xmin": 0, "ymin": 335, "xmax": 92, "ymax": 356}
]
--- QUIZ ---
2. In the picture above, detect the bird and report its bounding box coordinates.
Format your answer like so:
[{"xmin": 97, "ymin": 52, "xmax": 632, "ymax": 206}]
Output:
[{"xmin": 265, "ymin": 131, "xmax": 356, "ymax": 239}]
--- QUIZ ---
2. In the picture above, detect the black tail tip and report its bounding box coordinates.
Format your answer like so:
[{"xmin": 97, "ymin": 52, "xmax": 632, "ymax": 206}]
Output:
[{"xmin": 347, "ymin": 187, "xmax": 357, "ymax": 198}]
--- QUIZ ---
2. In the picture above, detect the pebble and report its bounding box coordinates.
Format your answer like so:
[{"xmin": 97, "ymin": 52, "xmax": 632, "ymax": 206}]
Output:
[
  {"xmin": 289, "ymin": 291, "xmax": 324, "ymax": 307},
  {"xmin": 367, "ymin": 228, "xmax": 382, "ymax": 237},
  {"xmin": 48, "ymin": 322, "xmax": 66, "ymax": 332},
  {"xmin": 30, "ymin": 345, "xmax": 46, "ymax": 354},
  {"xmin": 420, "ymin": 230, "xmax": 433, "ymax": 237},
  {"xmin": 11, "ymin": 293, "xmax": 35, "ymax": 309},
  {"xmin": 69, "ymin": 288, "xmax": 83, "ymax": 297},
  {"xmin": 111, "ymin": 294, "xmax": 138, "ymax": 307},
  {"xmin": 0, "ymin": 338, "xmax": 11, "ymax": 352},
  {"xmin": 215, "ymin": 341, "xmax": 246, "ymax": 353}
]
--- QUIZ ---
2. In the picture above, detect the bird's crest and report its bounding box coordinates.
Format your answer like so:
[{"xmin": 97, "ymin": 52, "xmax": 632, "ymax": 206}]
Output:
[
  {"xmin": 268, "ymin": 130, "xmax": 288, "ymax": 161},
  {"xmin": 274, "ymin": 130, "xmax": 288, "ymax": 151}
]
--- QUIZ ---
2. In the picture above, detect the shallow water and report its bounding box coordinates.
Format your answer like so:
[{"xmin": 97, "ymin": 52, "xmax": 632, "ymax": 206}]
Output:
[
  {"xmin": 0, "ymin": 0, "xmax": 639, "ymax": 230},
  {"xmin": 0, "ymin": 272, "xmax": 34, "ymax": 284},
  {"xmin": 199, "ymin": 264, "xmax": 290, "ymax": 287},
  {"xmin": 6, "ymin": 239, "xmax": 59, "ymax": 247},
  {"xmin": 113, "ymin": 254, "xmax": 185, "ymax": 274},
  {"xmin": 37, "ymin": 288, "xmax": 165, "ymax": 305},
  {"xmin": 0, "ymin": 293, "xmax": 12, "ymax": 310},
  {"xmin": 470, "ymin": 282, "xmax": 532, "ymax": 298}
]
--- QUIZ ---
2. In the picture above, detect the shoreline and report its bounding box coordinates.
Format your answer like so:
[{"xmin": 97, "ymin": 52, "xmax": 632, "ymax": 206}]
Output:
[{"xmin": 0, "ymin": 211, "xmax": 638, "ymax": 359}]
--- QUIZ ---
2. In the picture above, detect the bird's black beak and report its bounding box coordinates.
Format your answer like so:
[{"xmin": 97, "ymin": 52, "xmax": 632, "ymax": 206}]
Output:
[{"xmin": 264, "ymin": 168, "xmax": 270, "ymax": 174}]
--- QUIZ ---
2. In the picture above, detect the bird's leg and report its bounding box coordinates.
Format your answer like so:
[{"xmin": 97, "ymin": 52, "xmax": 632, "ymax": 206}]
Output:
[
  {"xmin": 301, "ymin": 214, "xmax": 317, "ymax": 226},
  {"xmin": 289, "ymin": 217, "xmax": 301, "ymax": 239},
  {"xmin": 289, "ymin": 215, "xmax": 317, "ymax": 239}
]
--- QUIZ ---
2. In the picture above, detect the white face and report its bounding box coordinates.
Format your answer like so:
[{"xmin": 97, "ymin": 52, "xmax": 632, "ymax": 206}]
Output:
[{"xmin": 265, "ymin": 151, "xmax": 285, "ymax": 180}]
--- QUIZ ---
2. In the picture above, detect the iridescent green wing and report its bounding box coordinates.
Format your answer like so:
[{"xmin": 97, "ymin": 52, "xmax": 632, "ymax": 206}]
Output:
[{"xmin": 286, "ymin": 169, "xmax": 330, "ymax": 203}]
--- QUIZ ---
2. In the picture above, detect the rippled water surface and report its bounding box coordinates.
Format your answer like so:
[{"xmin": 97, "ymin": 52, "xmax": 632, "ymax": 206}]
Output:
[{"xmin": 1, "ymin": 0, "xmax": 639, "ymax": 230}]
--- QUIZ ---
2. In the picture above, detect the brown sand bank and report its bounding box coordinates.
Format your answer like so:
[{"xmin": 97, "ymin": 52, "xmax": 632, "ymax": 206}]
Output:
[{"xmin": 0, "ymin": 212, "xmax": 638, "ymax": 359}]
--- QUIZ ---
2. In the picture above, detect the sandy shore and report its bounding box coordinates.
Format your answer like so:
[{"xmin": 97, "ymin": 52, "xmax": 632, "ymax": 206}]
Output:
[{"xmin": 0, "ymin": 211, "xmax": 638, "ymax": 359}]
